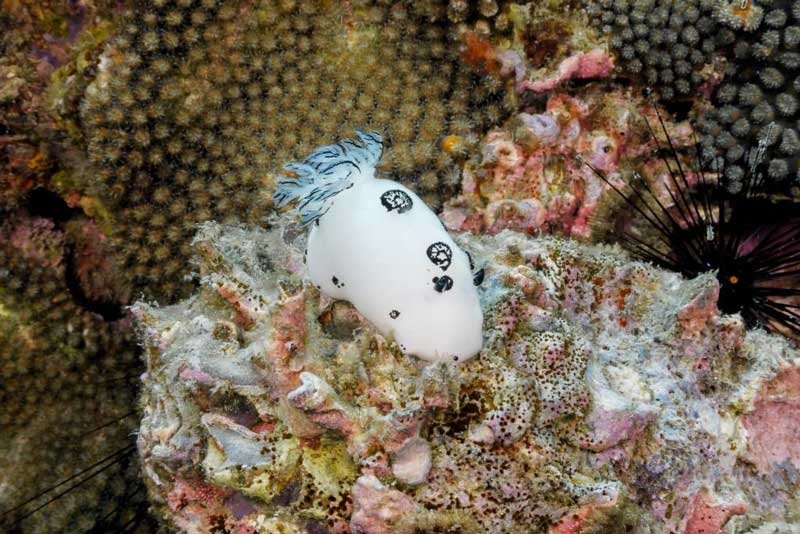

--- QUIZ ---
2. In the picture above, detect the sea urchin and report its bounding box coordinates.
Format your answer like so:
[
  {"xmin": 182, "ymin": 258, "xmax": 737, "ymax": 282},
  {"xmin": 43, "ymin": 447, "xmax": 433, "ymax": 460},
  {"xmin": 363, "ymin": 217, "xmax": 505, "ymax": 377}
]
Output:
[{"xmin": 582, "ymin": 113, "xmax": 800, "ymax": 339}]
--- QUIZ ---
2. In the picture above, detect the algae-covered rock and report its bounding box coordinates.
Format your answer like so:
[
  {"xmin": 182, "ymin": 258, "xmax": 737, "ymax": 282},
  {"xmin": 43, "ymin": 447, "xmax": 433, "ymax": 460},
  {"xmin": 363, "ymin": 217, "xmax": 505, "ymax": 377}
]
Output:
[{"xmin": 135, "ymin": 220, "xmax": 800, "ymax": 533}]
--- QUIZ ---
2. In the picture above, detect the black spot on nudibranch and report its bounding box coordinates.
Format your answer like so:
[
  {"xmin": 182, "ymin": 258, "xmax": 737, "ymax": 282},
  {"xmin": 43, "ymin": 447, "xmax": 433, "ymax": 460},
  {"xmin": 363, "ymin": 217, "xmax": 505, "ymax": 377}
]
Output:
[
  {"xmin": 473, "ymin": 268, "xmax": 485, "ymax": 286},
  {"xmin": 466, "ymin": 251, "xmax": 475, "ymax": 271},
  {"xmin": 380, "ymin": 189, "xmax": 413, "ymax": 213},
  {"xmin": 390, "ymin": 310, "xmax": 400, "ymax": 319},
  {"xmin": 432, "ymin": 275, "xmax": 454, "ymax": 293},
  {"xmin": 332, "ymin": 276, "xmax": 344, "ymax": 288},
  {"xmin": 427, "ymin": 242, "xmax": 452, "ymax": 271}
]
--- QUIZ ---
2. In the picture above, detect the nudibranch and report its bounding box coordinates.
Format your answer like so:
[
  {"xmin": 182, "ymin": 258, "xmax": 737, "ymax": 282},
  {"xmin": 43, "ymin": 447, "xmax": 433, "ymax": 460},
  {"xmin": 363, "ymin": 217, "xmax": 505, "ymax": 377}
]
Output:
[{"xmin": 273, "ymin": 131, "xmax": 484, "ymax": 363}]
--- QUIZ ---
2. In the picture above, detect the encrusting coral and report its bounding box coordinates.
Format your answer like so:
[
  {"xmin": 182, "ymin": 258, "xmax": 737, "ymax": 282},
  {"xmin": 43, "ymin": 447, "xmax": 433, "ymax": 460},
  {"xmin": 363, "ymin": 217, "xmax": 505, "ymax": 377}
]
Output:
[
  {"xmin": 0, "ymin": 211, "xmax": 151, "ymax": 532},
  {"xmin": 78, "ymin": 0, "xmax": 511, "ymax": 302},
  {"xmin": 134, "ymin": 220, "xmax": 800, "ymax": 533}
]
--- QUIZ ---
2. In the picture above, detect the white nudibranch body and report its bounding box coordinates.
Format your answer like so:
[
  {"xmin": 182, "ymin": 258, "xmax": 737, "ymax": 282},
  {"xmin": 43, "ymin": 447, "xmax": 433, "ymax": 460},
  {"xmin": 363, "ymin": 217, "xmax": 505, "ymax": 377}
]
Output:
[{"xmin": 273, "ymin": 131, "xmax": 484, "ymax": 363}]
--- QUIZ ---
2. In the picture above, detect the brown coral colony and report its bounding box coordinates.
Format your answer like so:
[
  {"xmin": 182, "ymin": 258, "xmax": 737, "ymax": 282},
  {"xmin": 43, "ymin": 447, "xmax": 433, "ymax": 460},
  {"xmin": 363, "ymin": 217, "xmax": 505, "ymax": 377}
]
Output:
[{"xmin": 80, "ymin": 0, "xmax": 510, "ymax": 301}]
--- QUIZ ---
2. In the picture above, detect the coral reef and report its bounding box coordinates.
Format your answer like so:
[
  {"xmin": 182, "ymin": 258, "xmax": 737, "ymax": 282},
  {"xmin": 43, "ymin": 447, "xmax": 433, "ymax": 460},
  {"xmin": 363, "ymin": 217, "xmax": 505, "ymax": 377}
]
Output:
[
  {"xmin": 0, "ymin": 211, "xmax": 150, "ymax": 532},
  {"xmin": 78, "ymin": 0, "xmax": 511, "ymax": 301},
  {"xmin": 587, "ymin": 0, "xmax": 800, "ymax": 191},
  {"xmin": 1, "ymin": 0, "xmax": 798, "ymax": 532},
  {"xmin": 0, "ymin": 2, "xmax": 153, "ymax": 531},
  {"xmin": 134, "ymin": 221, "xmax": 800, "ymax": 533}
]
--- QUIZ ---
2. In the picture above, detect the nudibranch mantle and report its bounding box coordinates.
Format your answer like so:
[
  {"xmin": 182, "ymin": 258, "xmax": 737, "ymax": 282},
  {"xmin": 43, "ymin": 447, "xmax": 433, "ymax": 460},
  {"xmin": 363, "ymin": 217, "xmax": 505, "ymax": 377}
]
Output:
[{"xmin": 274, "ymin": 131, "xmax": 484, "ymax": 363}]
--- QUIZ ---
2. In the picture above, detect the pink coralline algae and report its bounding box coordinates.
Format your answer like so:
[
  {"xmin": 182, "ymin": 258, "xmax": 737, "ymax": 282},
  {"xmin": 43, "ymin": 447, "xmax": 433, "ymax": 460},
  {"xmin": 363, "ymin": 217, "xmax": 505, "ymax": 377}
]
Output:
[
  {"xmin": 518, "ymin": 49, "xmax": 615, "ymax": 94},
  {"xmin": 442, "ymin": 87, "xmax": 692, "ymax": 240},
  {"xmin": 350, "ymin": 475, "xmax": 418, "ymax": 534},
  {"xmin": 133, "ymin": 221, "xmax": 800, "ymax": 533},
  {"xmin": 4, "ymin": 212, "xmax": 65, "ymax": 269},
  {"xmin": 684, "ymin": 491, "xmax": 747, "ymax": 534},
  {"xmin": 742, "ymin": 367, "xmax": 800, "ymax": 476}
]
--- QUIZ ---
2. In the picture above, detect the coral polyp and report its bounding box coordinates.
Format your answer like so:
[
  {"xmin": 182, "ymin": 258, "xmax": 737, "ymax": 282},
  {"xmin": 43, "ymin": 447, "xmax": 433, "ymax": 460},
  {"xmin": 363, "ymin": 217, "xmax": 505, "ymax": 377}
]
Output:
[
  {"xmin": 699, "ymin": 0, "xmax": 800, "ymax": 192},
  {"xmin": 585, "ymin": 0, "xmax": 729, "ymax": 101}
]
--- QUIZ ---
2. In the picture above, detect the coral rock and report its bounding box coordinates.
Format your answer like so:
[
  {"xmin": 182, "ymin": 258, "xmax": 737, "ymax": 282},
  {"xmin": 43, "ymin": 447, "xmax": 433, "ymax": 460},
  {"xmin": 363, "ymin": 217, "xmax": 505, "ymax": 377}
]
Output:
[
  {"xmin": 350, "ymin": 474, "xmax": 419, "ymax": 534},
  {"xmin": 742, "ymin": 365, "xmax": 800, "ymax": 476},
  {"xmin": 684, "ymin": 490, "xmax": 747, "ymax": 534},
  {"xmin": 444, "ymin": 87, "xmax": 685, "ymax": 240},
  {"xmin": 134, "ymin": 221, "xmax": 800, "ymax": 532},
  {"xmin": 519, "ymin": 49, "xmax": 615, "ymax": 94}
]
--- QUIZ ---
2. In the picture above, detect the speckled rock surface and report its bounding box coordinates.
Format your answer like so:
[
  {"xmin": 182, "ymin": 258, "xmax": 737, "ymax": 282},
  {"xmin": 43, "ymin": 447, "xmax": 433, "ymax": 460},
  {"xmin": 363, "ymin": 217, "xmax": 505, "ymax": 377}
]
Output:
[{"xmin": 134, "ymin": 221, "xmax": 799, "ymax": 533}]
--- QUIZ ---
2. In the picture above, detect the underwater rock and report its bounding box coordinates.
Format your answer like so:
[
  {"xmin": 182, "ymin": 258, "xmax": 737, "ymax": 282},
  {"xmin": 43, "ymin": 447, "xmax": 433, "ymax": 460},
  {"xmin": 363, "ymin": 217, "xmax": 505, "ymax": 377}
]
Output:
[
  {"xmin": 684, "ymin": 490, "xmax": 748, "ymax": 534},
  {"xmin": 135, "ymin": 220, "xmax": 800, "ymax": 533},
  {"xmin": 742, "ymin": 366, "xmax": 800, "ymax": 476},
  {"xmin": 350, "ymin": 474, "xmax": 419, "ymax": 534}
]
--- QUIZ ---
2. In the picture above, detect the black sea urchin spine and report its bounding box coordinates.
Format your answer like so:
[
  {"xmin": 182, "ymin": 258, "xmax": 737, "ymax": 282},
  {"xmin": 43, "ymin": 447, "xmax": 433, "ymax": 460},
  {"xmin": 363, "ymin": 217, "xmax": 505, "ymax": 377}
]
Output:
[{"xmin": 582, "ymin": 109, "xmax": 800, "ymax": 338}]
